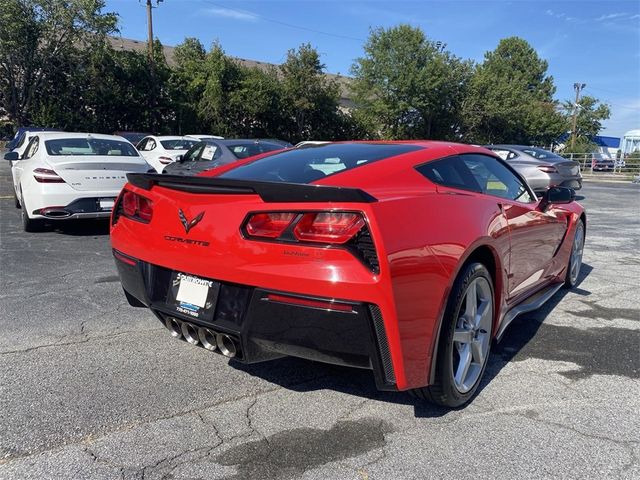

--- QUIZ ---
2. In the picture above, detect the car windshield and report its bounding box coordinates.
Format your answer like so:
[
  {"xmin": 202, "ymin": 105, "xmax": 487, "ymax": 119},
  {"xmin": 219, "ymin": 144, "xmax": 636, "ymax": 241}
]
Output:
[
  {"xmin": 520, "ymin": 147, "xmax": 563, "ymax": 160},
  {"xmin": 44, "ymin": 138, "xmax": 139, "ymax": 156},
  {"xmin": 160, "ymin": 139, "xmax": 197, "ymax": 150},
  {"xmin": 219, "ymin": 143, "xmax": 423, "ymax": 183},
  {"xmin": 226, "ymin": 142, "xmax": 284, "ymax": 159}
]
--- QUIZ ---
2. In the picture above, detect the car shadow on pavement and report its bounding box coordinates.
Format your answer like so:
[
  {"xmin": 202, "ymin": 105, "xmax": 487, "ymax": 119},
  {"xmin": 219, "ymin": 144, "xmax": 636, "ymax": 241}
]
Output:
[
  {"xmin": 232, "ymin": 263, "xmax": 593, "ymax": 418},
  {"xmin": 47, "ymin": 219, "xmax": 111, "ymax": 236}
]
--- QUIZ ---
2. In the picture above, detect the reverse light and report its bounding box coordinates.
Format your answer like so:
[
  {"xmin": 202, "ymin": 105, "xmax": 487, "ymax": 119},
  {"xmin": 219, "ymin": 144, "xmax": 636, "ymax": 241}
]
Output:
[
  {"xmin": 245, "ymin": 212, "xmax": 296, "ymax": 238},
  {"xmin": 33, "ymin": 168, "xmax": 65, "ymax": 183},
  {"xmin": 294, "ymin": 212, "xmax": 366, "ymax": 244},
  {"xmin": 537, "ymin": 165, "xmax": 558, "ymax": 173},
  {"xmin": 121, "ymin": 190, "xmax": 153, "ymax": 223}
]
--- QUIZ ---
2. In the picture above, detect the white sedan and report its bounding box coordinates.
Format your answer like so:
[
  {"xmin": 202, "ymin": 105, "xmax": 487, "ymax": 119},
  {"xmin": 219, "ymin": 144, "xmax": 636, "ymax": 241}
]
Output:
[
  {"xmin": 136, "ymin": 136, "xmax": 198, "ymax": 172},
  {"xmin": 5, "ymin": 132, "xmax": 151, "ymax": 232}
]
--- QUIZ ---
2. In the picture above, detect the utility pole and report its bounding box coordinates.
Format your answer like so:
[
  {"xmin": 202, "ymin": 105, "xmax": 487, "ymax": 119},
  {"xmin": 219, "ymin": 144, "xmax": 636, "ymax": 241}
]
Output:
[
  {"xmin": 570, "ymin": 82, "xmax": 586, "ymax": 149},
  {"xmin": 145, "ymin": 0, "xmax": 163, "ymax": 132}
]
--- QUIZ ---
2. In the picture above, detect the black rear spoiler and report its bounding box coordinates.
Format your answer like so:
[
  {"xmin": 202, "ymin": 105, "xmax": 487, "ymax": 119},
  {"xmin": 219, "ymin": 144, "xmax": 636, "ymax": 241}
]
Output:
[{"xmin": 126, "ymin": 173, "xmax": 377, "ymax": 203}]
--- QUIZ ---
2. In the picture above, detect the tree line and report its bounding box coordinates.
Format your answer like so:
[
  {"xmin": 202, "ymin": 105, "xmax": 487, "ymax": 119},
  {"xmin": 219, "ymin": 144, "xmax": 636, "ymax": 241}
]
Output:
[{"xmin": 0, "ymin": 1, "xmax": 610, "ymax": 151}]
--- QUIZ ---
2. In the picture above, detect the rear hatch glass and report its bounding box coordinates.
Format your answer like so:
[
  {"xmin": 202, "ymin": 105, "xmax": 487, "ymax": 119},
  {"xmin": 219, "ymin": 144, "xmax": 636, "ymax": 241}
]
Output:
[{"xmin": 219, "ymin": 143, "xmax": 423, "ymax": 184}]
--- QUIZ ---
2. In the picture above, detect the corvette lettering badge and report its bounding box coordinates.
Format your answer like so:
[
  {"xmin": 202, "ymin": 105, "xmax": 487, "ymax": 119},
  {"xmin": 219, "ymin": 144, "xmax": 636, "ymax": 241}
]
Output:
[{"xmin": 178, "ymin": 209, "xmax": 205, "ymax": 234}]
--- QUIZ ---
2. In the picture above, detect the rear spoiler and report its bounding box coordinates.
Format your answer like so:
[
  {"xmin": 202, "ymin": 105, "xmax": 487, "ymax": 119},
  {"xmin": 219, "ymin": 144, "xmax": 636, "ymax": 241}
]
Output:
[{"xmin": 126, "ymin": 173, "xmax": 377, "ymax": 203}]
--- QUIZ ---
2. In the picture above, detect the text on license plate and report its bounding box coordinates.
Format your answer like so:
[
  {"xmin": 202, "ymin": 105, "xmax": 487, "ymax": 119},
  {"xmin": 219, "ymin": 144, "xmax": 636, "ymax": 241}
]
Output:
[{"xmin": 176, "ymin": 273, "xmax": 213, "ymax": 308}]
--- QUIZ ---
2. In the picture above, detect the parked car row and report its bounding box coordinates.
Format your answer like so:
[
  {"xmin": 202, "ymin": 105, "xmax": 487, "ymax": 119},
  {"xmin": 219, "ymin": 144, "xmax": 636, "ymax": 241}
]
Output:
[{"xmin": 3, "ymin": 129, "xmax": 290, "ymax": 231}]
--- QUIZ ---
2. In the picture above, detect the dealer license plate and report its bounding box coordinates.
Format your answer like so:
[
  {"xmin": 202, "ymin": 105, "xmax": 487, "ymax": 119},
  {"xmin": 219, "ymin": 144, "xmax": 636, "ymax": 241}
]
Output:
[{"xmin": 166, "ymin": 272, "xmax": 220, "ymax": 321}]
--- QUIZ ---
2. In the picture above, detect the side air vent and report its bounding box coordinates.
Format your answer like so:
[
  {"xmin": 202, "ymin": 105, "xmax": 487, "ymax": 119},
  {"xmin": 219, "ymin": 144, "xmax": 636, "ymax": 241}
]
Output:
[
  {"xmin": 369, "ymin": 304, "xmax": 395, "ymax": 385},
  {"xmin": 350, "ymin": 227, "xmax": 380, "ymax": 274}
]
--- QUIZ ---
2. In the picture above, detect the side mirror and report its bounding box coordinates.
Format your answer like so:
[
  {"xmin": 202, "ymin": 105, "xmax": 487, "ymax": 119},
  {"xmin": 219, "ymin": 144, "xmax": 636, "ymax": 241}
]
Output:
[
  {"xmin": 540, "ymin": 186, "xmax": 575, "ymax": 211},
  {"xmin": 4, "ymin": 151, "xmax": 19, "ymax": 161}
]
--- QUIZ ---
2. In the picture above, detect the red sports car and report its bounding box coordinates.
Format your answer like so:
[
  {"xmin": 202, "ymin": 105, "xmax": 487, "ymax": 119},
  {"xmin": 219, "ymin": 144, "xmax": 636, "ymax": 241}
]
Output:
[{"xmin": 111, "ymin": 142, "xmax": 585, "ymax": 407}]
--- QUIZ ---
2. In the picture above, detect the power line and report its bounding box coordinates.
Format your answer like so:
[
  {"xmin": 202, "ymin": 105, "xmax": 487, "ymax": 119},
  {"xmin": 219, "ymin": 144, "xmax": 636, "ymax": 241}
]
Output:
[{"xmin": 200, "ymin": 1, "xmax": 366, "ymax": 42}]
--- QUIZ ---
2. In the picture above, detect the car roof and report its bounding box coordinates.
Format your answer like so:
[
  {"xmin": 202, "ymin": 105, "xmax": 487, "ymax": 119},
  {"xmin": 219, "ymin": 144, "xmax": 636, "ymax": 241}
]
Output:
[
  {"xmin": 487, "ymin": 144, "xmax": 543, "ymax": 150},
  {"xmin": 36, "ymin": 132, "xmax": 133, "ymax": 142},
  {"xmin": 149, "ymin": 135, "xmax": 195, "ymax": 140}
]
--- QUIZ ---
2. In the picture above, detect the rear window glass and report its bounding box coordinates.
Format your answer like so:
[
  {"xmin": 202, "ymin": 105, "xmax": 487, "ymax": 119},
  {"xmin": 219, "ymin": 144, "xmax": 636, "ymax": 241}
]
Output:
[
  {"xmin": 160, "ymin": 139, "xmax": 197, "ymax": 150},
  {"xmin": 219, "ymin": 143, "xmax": 423, "ymax": 183},
  {"xmin": 520, "ymin": 147, "xmax": 563, "ymax": 160},
  {"xmin": 226, "ymin": 142, "xmax": 283, "ymax": 159},
  {"xmin": 45, "ymin": 138, "xmax": 139, "ymax": 156}
]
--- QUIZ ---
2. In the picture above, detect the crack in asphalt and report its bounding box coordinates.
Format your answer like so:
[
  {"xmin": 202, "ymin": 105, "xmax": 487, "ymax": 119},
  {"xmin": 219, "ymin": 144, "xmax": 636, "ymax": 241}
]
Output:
[{"xmin": 0, "ymin": 374, "xmax": 334, "ymax": 467}]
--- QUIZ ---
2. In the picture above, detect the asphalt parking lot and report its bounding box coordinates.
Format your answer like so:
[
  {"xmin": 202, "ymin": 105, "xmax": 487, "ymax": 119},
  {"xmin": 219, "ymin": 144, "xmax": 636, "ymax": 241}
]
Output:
[{"xmin": 0, "ymin": 159, "xmax": 638, "ymax": 480}]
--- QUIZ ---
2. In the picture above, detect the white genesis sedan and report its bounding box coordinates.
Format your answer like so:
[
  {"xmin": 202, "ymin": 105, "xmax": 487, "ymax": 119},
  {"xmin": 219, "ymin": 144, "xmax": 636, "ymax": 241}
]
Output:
[
  {"xmin": 5, "ymin": 132, "xmax": 151, "ymax": 231},
  {"xmin": 135, "ymin": 136, "xmax": 198, "ymax": 173}
]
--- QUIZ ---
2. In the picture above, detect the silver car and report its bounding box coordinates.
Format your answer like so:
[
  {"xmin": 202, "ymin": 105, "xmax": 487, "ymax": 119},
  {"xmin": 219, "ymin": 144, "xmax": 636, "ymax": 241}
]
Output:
[{"xmin": 485, "ymin": 145, "xmax": 582, "ymax": 195}]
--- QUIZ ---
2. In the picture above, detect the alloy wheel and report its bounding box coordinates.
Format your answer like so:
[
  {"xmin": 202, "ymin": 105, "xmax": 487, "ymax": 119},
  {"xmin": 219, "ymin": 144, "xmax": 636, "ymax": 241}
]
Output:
[
  {"xmin": 452, "ymin": 277, "xmax": 493, "ymax": 393},
  {"xmin": 569, "ymin": 223, "xmax": 584, "ymax": 285}
]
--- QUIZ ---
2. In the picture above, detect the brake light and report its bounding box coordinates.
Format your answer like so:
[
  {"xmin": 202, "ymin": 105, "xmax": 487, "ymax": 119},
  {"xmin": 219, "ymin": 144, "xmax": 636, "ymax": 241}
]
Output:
[
  {"xmin": 33, "ymin": 168, "xmax": 65, "ymax": 183},
  {"xmin": 121, "ymin": 190, "xmax": 153, "ymax": 223},
  {"xmin": 294, "ymin": 212, "xmax": 365, "ymax": 244},
  {"xmin": 245, "ymin": 212, "xmax": 296, "ymax": 238},
  {"xmin": 159, "ymin": 156, "xmax": 173, "ymax": 165},
  {"xmin": 537, "ymin": 165, "xmax": 558, "ymax": 173}
]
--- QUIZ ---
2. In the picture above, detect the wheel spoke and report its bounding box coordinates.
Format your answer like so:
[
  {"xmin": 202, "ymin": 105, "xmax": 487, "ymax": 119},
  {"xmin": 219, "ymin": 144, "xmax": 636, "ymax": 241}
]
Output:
[
  {"xmin": 465, "ymin": 281, "xmax": 477, "ymax": 319},
  {"xmin": 453, "ymin": 329, "xmax": 473, "ymax": 344},
  {"xmin": 455, "ymin": 345, "xmax": 472, "ymax": 387},
  {"xmin": 471, "ymin": 337, "xmax": 485, "ymax": 365},
  {"xmin": 475, "ymin": 299, "xmax": 491, "ymax": 328}
]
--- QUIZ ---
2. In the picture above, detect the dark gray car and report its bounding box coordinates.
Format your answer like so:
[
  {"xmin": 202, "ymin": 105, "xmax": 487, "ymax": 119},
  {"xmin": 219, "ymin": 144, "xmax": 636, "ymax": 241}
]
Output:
[
  {"xmin": 485, "ymin": 145, "xmax": 582, "ymax": 194},
  {"xmin": 162, "ymin": 139, "xmax": 286, "ymax": 176}
]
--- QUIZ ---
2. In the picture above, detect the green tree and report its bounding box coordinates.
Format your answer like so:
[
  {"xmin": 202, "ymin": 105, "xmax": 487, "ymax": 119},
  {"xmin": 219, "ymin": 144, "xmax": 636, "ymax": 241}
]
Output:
[
  {"xmin": 462, "ymin": 37, "xmax": 564, "ymax": 145},
  {"xmin": 0, "ymin": 0, "xmax": 117, "ymax": 126},
  {"xmin": 350, "ymin": 25, "xmax": 471, "ymax": 140},
  {"xmin": 170, "ymin": 37, "xmax": 207, "ymax": 134},
  {"xmin": 281, "ymin": 44, "xmax": 341, "ymax": 141},
  {"xmin": 563, "ymin": 95, "xmax": 611, "ymax": 141}
]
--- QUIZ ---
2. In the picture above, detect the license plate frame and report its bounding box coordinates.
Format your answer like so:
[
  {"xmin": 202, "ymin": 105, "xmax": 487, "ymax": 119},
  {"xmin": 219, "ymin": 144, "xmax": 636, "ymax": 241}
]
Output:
[{"xmin": 165, "ymin": 272, "xmax": 220, "ymax": 321}]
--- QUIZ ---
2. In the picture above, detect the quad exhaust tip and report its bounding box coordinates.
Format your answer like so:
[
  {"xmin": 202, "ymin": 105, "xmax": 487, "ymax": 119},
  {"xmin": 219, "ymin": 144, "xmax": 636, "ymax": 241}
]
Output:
[
  {"xmin": 216, "ymin": 333, "xmax": 237, "ymax": 358},
  {"xmin": 163, "ymin": 317, "xmax": 238, "ymax": 358},
  {"xmin": 198, "ymin": 327, "xmax": 217, "ymax": 351},
  {"xmin": 181, "ymin": 322, "xmax": 200, "ymax": 345},
  {"xmin": 165, "ymin": 317, "xmax": 182, "ymax": 338}
]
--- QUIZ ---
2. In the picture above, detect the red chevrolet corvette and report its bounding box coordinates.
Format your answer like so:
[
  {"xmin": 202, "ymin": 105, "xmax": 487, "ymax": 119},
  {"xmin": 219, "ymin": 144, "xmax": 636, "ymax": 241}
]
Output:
[{"xmin": 111, "ymin": 141, "xmax": 585, "ymax": 407}]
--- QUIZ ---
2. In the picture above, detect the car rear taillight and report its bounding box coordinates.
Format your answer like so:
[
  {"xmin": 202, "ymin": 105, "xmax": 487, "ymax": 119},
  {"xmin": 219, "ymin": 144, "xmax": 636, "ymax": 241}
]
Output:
[
  {"xmin": 33, "ymin": 168, "xmax": 65, "ymax": 183},
  {"xmin": 293, "ymin": 212, "xmax": 366, "ymax": 244},
  {"xmin": 537, "ymin": 165, "xmax": 558, "ymax": 173},
  {"xmin": 245, "ymin": 212, "xmax": 296, "ymax": 238},
  {"xmin": 159, "ymin": 156, "xmax": 173, "ymax": 165},
  {"xmin": 242, "ymin": 211, "xmax": 378, "ymax": 272},
  {"xmin": 118, "ymin": 189, "xmax": 153, "ymax": 223}
]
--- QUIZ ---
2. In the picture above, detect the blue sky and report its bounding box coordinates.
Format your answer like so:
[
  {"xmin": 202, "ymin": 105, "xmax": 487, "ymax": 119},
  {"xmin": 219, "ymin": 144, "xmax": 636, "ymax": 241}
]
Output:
[{"xmin": 106, "ymin": 0, "xmax": 639, "ymax": 139}]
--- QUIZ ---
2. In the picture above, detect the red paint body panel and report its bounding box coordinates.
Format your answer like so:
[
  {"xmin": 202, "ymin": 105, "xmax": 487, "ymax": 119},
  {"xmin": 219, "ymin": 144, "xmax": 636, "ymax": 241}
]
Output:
[{"xmin": 111, "ymin": 141, "xmax": 585, "ymax": 391}]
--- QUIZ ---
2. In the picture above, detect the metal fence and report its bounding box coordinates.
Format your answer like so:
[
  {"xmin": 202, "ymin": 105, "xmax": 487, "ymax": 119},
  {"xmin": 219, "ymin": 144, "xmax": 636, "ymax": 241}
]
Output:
[{"xmin": 560, "ymin": 153, "xmax": 640, "ymax": 181}]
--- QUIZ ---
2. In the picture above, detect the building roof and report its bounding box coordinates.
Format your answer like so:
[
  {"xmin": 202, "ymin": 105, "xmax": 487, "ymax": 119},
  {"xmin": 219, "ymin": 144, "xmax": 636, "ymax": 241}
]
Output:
[
  {"xmin": 592, "ymin": 136, "xmax": 620, "ymax": 148},
  {"xmin": 108, "ymin": 37, "xmax": 354, "ymax": 107},
  {"xmin": 623, "ymin": 129, "xmax": 640, "ymax": 138}
]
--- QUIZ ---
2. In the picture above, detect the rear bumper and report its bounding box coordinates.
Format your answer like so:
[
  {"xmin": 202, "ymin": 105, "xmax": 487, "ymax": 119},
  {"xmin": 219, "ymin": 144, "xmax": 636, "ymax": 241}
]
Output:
[
  {"xmin": 113, "ymin": 250, "xmax": 397, "ymax": 391},
  {"xmin": 528, "ymin": 175, "xmax": 582, "ymax": 193},
  {"xmin": 32, "ymin": 197, "xmax": 116, "ymax": 220}
]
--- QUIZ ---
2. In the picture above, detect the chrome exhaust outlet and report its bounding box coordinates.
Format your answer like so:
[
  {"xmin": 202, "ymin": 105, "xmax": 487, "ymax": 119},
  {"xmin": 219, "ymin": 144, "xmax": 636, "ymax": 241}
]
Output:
[
  {"xmin": 216, "ymin": 334, "xmax": 237, "ymax": 358},
  {"xmin": 165, "ymin": 317, "xmax": 182, "ymax": 338},
  {"xmin": 181, "ymin": 322, "xmax": 200, "ymax": 345},
  {"xmin": 42, "ymin": 209, "xmax": 71, "ymax": 218},
  {"xmin": 198, "ymin": 327, "xmax": 218, "ymax": 351}
]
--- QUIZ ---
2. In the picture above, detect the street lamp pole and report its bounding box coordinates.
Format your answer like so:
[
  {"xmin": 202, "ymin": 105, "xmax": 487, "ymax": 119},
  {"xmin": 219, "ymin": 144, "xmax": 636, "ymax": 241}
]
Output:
[{"xmin": 570, "ymin": 82, "xmax": 586, "ymax": 149}]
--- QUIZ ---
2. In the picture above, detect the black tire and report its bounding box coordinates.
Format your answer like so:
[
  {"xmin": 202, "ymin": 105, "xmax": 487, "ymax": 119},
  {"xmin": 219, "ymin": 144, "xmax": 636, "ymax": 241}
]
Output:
[
  {"xmin": 20, "ymin": 189, "xmax": 45, "ymax": 232},
  {"xmin": 564, "ymin": 219, "xmax": 585, "ymax": 288},
  {"xmin": 14, "ymin": 187, "xmax": 21, "ymax": 209},
  {"xmin": 410, "ymin": 262, "xmax": 494, "ymax": 408}
]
